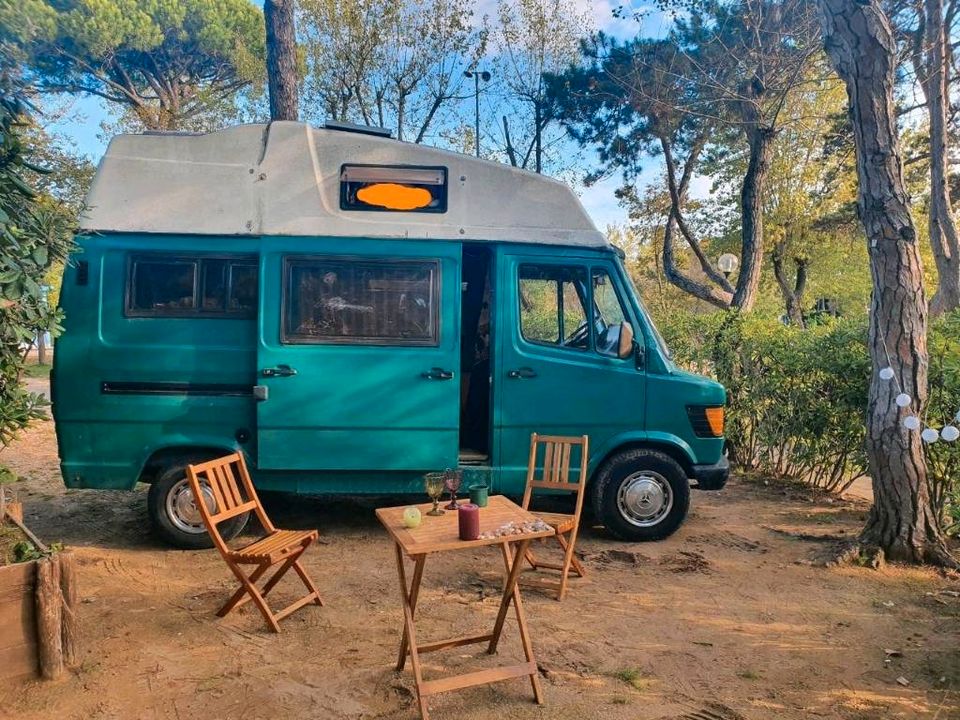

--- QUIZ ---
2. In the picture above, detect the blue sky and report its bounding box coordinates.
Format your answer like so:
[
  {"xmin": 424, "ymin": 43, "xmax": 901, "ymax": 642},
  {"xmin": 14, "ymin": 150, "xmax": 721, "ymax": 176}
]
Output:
[{"xmin": 46, "ymin": 0, "xmax": 674, "ymax": 231}]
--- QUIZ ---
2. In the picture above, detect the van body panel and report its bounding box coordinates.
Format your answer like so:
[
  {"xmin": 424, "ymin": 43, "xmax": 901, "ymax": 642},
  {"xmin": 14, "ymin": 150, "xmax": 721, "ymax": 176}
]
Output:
[
  {"xmin": 54, "ymin": 232, "xmax": 725, "ymax": 497},
  {"xmin": 54, "ymin": 234, "xmax": 258, "ymax": 489},
  {"xmin": 493, "ymin": 245, "xmax": 649, "ymax": 493},
  {"xmin": 646, "ymin": 371, "xmax": 726, "ymax": 466},
  {"xmin": 254, "ymin": 236, "xmax": 462, "ymax": 472}
]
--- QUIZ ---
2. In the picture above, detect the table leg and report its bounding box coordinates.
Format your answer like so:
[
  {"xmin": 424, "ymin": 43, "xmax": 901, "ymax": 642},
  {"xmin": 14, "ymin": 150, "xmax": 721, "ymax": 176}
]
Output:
[
  {"xmin": 488, "ymin": 538, "xmax": 529, "ymax": 655},
  {"xmin": 500, "ymin": 542, "xmax": 544, "ymax": 704},
  {"xmin": 396, "ymin": 553, "xmax": 426, "ymax": 671},
  {"xmin": 394, "ymin": 544, "xmax": 429, "ymax": 720}
]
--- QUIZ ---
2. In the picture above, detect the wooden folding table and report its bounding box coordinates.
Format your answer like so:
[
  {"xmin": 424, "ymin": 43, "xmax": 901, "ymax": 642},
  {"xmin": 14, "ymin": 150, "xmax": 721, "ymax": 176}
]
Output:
[{"xmin": 376, "ymin": 495, "xmax": 555, "ymax": 720}]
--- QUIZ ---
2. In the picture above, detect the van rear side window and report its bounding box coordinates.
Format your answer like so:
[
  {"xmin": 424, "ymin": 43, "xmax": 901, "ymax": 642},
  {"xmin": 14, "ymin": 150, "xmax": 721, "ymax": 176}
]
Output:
[
  {"xmin": 126, "ymin": 255, "xmax": 257, "ymax": 317},
  {"xmin": 283, "ymin": 257, "xmax": 438, "ymax": 345}
]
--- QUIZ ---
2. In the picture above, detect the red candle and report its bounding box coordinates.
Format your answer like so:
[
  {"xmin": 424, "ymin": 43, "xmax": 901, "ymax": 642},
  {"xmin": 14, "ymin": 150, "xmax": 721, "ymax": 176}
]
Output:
[{"xmin": 458, "ymin": 503, "xmax": 480, "ymax": 541}]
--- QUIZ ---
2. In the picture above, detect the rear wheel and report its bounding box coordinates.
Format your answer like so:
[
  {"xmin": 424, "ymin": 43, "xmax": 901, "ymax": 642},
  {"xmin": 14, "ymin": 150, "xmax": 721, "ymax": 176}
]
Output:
[
  {"xmin": 147, "ymin": 458, "xmax": 249, "ymax": 549},
  {"xmin": 594, "ymin": 448, "xmax": 690, "ymax": 541}
]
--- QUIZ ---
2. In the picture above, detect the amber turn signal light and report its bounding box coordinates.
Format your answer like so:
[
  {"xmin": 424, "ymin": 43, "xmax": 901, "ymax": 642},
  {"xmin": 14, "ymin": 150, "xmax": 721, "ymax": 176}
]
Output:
[
  {"xmin": 704, "ymin": 406, "xmax": 725, "ymax": 436},
  {"xmin": 687, "ymin": 405, "xmax": 725, "ymax": 437}
]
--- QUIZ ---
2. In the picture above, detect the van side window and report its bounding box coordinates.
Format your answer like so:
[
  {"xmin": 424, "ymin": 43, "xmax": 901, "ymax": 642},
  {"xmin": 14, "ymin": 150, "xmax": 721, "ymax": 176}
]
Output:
[
  {"xmin": 127, "ymin": 255, "xmax": 257, "ymax": 317},
  {"xmin": 592, "ymin": 269, "xmax": 629, "ymax": 357},
  {"xmin": 283, "ymin": 257, "xmax": 438, "ymax": 345},
  {"xmin": 518, "ymin": 265, "xmax": 589, "ymax": 350}
]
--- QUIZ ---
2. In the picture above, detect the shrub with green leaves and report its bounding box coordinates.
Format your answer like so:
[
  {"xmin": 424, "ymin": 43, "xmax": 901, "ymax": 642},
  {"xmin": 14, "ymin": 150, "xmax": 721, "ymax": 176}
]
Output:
[
  {"xmin": 658, "ymin": 307, "xmax": 960, "ymax": 532},
  {"xmin": 659, "ymin": 311, "xmax": 871, "ymax": 492},
  {"xmin": 0, "ymin": 66, "xmax": 73, "ymax": 446},
  {"xmin": 924, "ymin": 312, "xmax": 960, "ymax": 533}
]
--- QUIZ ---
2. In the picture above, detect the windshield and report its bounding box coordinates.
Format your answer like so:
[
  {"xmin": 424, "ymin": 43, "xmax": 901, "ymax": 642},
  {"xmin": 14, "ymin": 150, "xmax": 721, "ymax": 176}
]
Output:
[{"xmin": 615, "ymin": 256, "xmax": 672, "ymax": 360}]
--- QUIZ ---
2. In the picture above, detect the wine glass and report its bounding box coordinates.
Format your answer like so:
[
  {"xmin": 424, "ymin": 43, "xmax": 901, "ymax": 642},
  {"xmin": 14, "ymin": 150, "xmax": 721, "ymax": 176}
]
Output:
[
  {"xmin": 424, "ymin": 472, "xmax": 445, "ymax": 516},
  {"xmin": 443, "ymin": 468, "xmax": 462, "ymax": 510}
]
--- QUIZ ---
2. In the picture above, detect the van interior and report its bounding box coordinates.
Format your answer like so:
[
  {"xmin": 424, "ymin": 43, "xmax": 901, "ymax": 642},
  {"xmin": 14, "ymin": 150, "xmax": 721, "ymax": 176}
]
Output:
[{"xmin": 459, "ymin": 244, "xmax": 492, "ymax": 463}]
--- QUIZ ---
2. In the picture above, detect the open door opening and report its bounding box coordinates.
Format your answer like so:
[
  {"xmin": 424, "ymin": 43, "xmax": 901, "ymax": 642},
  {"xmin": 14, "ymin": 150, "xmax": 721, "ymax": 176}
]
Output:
[{"xmin": 459, "ymin": 244, "xmax": 492, "ymax": 463}]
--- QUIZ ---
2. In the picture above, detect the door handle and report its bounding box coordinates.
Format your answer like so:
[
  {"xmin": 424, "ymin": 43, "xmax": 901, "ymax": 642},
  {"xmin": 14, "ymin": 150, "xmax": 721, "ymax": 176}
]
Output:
[
  {"xmin": 261, "ymin": 364, "xmax": 298, "ymax": 378},
  {"xmin": 421, "ymin": 367, "xmax": 455, "ymax": 380},
  {"xmin": 507, "ymin": 367, "xmax": 537, "ymax": 379}
]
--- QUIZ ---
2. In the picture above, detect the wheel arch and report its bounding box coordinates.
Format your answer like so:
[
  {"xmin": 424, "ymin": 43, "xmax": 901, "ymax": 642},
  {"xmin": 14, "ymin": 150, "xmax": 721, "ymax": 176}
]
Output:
[
  {"xmin": 138, "ymin": 442, "xmax": 242, "ymax": 484},
  {"xmin": 590, "ymin": 432, "xmax": 696, "ymax": 486}
]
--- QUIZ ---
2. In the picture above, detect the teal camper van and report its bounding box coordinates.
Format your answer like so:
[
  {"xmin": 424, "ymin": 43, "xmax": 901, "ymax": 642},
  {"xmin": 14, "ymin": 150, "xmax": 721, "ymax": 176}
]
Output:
[{"xmin": 52, "ymin": 121, "xmax": 728, "ymax": 549}]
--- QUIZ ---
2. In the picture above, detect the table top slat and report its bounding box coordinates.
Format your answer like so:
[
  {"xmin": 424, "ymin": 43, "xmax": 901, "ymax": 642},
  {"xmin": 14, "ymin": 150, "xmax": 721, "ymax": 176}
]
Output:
[{"xmin": 375, "ymin": 495, "xmax": 554, "ymax": 556}]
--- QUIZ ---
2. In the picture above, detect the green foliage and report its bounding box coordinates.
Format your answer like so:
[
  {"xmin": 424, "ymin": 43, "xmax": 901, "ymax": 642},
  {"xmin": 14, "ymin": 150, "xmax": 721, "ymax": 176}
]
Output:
[
  {"xmin": 12, "ymin": 540, "xmax": 42, "ymax": 563},
  {"xmin": 658, "ymin": 307, "xmax": 960, "ymax": 532},
  {"xmin": 0, "ymin": 69, "xmax": 73, "ymax": 447},
  {"xmin": 924, "ymin": 312, "xmax": 960, "ymax": 534},
  {"xmin": 6, "ymin": 0, "xmax": 265, "ymax": 131},
  {"xmin": 659, "ymin": 311, "xmax": 870, "ymax": 492}
]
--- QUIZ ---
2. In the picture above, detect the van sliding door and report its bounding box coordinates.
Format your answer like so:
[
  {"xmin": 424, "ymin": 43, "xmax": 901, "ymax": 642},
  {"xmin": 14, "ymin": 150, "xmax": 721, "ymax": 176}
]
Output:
[{"xmin": 255, "ymin": 237, "xmax": 461, "ymax": 472}]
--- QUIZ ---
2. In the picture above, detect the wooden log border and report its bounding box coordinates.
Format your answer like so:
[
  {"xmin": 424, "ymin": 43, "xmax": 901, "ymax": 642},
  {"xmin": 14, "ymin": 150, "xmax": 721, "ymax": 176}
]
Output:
[{"xmin": 0, "ymin": 513, "xmax": 80, "ymax": 683}]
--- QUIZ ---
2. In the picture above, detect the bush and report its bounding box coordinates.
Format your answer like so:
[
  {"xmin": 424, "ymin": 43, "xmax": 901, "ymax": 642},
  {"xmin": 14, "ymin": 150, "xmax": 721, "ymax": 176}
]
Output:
[
  {"xmin": 0, "ymin": 68, "xmax": 73, "ymax": 447},
  {"xmin": 659, "ymin": 311, "xmax": 870, "ymax": 492},
  {"xmin": 925, "ymin": 312, "xmax": 960, "ymax": 534},
  {"xmin": 658, "ymin": 308, "xmax": 960, "ymax": 531}
]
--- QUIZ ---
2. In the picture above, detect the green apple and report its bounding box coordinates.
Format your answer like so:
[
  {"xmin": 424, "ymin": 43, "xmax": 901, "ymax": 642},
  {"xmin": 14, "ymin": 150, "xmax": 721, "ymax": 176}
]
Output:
[{"xmin": 402, "ymin": 506, "xmax": 422, "ymax": 529}]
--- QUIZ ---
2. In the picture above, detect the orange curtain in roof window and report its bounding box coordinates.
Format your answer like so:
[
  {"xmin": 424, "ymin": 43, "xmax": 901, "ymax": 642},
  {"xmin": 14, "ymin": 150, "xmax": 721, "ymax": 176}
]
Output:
[{"xmin": 356, "ymin": 183, "xmax": 433, "ymax": 211}]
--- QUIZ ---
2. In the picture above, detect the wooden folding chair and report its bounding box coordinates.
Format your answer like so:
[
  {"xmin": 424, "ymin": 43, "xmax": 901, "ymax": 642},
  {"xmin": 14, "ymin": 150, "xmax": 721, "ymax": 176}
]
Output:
[
  {"xmin": 186, "ymin": 453, "xmax": 324, "ymax": 632},
  {"xmin": 519, "ymin": 433, "xmax": 589, "ymax": 601}
]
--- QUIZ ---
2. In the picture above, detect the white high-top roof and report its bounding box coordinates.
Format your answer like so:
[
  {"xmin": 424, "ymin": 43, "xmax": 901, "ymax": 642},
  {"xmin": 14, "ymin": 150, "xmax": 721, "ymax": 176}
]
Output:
[{"xmin": 80, "ymin": 121, "xmax": 607, "ymax": 248}]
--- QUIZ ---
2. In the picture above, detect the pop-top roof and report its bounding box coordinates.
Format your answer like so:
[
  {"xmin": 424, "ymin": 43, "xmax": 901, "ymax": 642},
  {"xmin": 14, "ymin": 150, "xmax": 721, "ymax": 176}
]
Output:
[{"xmin": 80, "ymin": 121, "xmax": 607, "ymax": 248}]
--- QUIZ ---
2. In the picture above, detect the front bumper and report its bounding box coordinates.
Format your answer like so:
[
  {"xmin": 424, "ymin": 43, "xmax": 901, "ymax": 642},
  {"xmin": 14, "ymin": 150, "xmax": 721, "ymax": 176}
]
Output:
[{"xmin": 692, "ymin": 454, "xmax": 729, "ymax": 490}]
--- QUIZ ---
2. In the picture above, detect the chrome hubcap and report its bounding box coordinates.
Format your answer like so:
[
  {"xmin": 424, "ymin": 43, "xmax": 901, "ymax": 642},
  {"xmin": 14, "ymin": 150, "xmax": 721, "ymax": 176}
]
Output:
[
  {"xmin": 617, "ymin": 471, "xmax": 673, "ymax": 527},
  {"xmin": 165, "ymin": 477, "xmax": 215, "ymax": 534}
]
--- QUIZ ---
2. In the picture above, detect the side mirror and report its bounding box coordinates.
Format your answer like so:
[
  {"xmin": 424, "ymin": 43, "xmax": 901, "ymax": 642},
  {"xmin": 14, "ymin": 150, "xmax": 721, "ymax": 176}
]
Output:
[{"xmin": 617, "ymin": 321, "xmax": 634, "ymax": 360}]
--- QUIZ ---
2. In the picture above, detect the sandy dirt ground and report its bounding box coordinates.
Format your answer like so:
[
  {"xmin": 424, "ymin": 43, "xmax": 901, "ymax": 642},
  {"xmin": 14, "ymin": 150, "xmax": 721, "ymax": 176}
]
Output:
[{"xmin": 2, "ymin": 390, "xmax": 960, "ymax": 719}]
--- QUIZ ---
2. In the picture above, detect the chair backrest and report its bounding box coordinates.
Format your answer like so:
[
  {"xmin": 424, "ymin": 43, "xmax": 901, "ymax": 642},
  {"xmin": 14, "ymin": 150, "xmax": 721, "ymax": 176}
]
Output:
[
  {"xmin": 186, "ymin": 453, "xmax": 274, "ymax": 553},
  {"xmin": 521, "ymin": 433, "xmax": 589, "ymax": 513}
]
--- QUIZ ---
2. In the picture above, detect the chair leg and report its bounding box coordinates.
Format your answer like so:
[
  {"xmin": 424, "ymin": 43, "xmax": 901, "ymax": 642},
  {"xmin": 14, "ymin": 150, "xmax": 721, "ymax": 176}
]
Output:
[
  {"xmin": 224, "ymin": 562, "xmax": 282, "ymax": 633},
  {"xmin": 259, "ymin": 553, "xmax": 301, "ymax": 598},
  {"xmin": 291, "ymin": 558, "xmax": 324, "ymax": 607},
  {"xmin": 218, "ymin": 562, "xmax": 269, "ymax": 617},
  {"xmin": 217, "ymin": 545, "xmax": 323, "ymax": 632},
  {"xmin": 524, "ymin": 546, "xmax": 538, "ymax": 570},
  {"xmin": 556, "ymin": 529, "xmax": 583, "ymax": 602},
  {"xmin": 555, "ymin": 532, "xmax": 586, "ymax": 577}
]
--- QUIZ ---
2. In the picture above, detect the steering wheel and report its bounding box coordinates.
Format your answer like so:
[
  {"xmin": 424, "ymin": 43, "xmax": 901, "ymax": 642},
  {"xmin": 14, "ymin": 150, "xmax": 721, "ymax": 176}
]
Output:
[{"xmin": 563, "ymin": 320, "xmax": 590, "ymax": 348}]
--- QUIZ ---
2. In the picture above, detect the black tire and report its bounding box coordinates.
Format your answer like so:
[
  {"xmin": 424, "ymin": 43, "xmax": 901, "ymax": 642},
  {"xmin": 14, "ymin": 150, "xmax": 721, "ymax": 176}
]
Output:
[
  {"xmin": 147, "ymin": 457, "xmax": 250, "ymax": 549},
  {"xmin": 593, "ymin": 448, "xmax": 690, "ymax": 541}
]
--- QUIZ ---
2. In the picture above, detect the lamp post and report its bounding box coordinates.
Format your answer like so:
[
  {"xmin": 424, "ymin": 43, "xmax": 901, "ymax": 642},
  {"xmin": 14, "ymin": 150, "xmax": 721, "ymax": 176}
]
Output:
[
  {"xmin": 464, "ymin": 67, "xmax": 491, "ymax": 157},
  {"xmin": 717, "ymin": 253, "xmax": 739, "ymax": 280}
]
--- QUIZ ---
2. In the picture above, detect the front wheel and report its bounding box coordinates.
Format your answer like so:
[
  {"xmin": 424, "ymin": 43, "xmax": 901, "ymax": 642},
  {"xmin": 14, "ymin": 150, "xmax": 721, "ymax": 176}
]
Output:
[
  {"xmin": 593, "ymin": 449, "xmax": 690, "ymax": 541},
  {"xmin": 147, "ymin": 459, "xmax": 249, "ymax": 549}
]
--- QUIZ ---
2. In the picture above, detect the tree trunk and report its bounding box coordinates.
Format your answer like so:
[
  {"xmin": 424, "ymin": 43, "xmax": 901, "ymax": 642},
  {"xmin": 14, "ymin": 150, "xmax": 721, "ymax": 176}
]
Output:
[
  {"xmin": 772, "ymin": 241, "xmax": 808, "ymax": 326},
  {"xmin": 819, "ymin": 0, "xmax": 955, "ymax": 566},
  {"xmin": 922, "ymin": 0, "xmax": 960, "ymax": 316},
  {"xmin": 534, "ymin": 101, "xmax": 542, "ymax": 174},
  {"xmin": 733, "ymin": 125, "xmax": 774, "ymax": 311},
  {"xmin": 659, "ymin": 132, "xmax": 734, "ymax": 308},
  {"xmin": 265, "ymin": 0, "xmax": 299, "ymax": 122}
]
